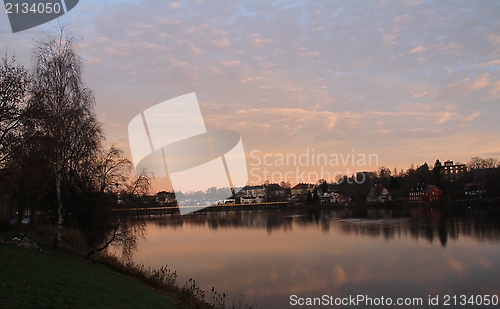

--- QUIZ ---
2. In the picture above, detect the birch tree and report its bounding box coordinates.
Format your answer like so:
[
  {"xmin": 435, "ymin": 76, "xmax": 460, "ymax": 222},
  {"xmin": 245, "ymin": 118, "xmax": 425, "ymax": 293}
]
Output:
[{"xmin": 30, "ymin": 28, "xmax": 102, "ymax": 248}]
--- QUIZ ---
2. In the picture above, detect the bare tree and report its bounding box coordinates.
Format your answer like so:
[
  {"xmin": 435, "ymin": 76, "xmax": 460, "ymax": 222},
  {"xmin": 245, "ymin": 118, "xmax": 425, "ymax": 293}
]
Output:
[
  {"xmin": 122, "ymin": 169, "xmax": 154, "ymax": 204},
  {"xmin": 469, "ymin": 157, "xmax": 484, "ymax": 170},
  {"xmin": 30, "ymin": 28, "xmax": 102, "ymax": 248},
  {"xmin": 92, "ymin": 146, "xmax": 132, "ymax": 193},
  {"xmin": 80, "ymin": 164, "xmax": 151, "ymax": 262},
  {"xmin": 0, "ymin": 55, "xmax": 31, "ymax": 166},
  {"xmin": 485, "ymin": 158, "xmax": 499, "ymax": 168},
  {"xmin": 468, "ymin": 157, "xmax": 499, "ymax": 170}
]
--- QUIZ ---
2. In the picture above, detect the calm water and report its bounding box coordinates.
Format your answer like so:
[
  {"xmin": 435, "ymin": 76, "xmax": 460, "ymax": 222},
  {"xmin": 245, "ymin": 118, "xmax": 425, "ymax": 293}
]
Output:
[{"xmin": 128, "ymin": 207, "xmax": 500, "ymax": 308}]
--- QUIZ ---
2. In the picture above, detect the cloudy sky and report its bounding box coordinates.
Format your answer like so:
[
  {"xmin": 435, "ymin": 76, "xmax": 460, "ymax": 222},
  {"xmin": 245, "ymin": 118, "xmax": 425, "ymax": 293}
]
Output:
[{"xmin": 1, "ymin": 0, "xmax": 499, "ymax": 189}]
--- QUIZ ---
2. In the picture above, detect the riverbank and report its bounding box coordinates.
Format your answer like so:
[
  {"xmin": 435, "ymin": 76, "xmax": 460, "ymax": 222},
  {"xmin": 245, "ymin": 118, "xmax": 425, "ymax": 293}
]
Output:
[
  {"xmin": 0, "ymin": 227, "xmax": 233, "ymax": 309},
  {"xmin": 0, "ymin": 233, "xmax": 194, "ymax": 309}
]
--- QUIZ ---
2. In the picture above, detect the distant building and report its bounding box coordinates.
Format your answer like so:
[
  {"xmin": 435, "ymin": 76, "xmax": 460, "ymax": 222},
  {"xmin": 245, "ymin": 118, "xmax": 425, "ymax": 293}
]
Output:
[
  {"xmin": 237, "ymin": 185, "xmax": 266, "ymax": 204},
  {"xmin": 409, "ymin": 185, "xmax": 442, "ymax": 202},
  {"xmin": 366, "ymin": 185, "xmax": 391, "ymax": 203},
  {"xmin": 264, "ymin": 183, "xmax": 288, "ymax": 202},
  {"xmin": 291, "ymin": 183, "xmax": 314, "ymax": 200},
  {"xmin": 238, "ymin": 185, "xmax": 266, "ymax": 197},
  {"xmin": 443, "ymin": 160, "xmax": 467, "ymax": 180},
  {"xmin": 464, "ymin": 182, "xmax": 486, "ymax": 198},
  {"xmin": 322, "ymin": 192, "xmax": 348, "ymax": 203},
  {"xmin": 240, "ymin": 195, "xmax": 266, "ymax": 204}
]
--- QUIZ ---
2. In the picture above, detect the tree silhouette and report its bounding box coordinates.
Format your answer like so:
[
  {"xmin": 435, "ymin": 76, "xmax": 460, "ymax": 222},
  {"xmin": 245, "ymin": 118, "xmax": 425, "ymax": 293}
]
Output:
[
  {"xmin": 432, "ymin": 159, "xmax": 443, "ymax": 186},
  {"xmin": 30, "ymin": 28, "xmax": 102, "ymax": 248},
  {"xmin": 0, "ymin": 55, "xmax": 31, "ymax": 166}
]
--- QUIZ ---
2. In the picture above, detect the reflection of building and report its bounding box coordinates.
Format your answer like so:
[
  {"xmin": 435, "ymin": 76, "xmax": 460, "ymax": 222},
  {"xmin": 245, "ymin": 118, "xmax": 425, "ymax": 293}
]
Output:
[
  {"xmin": 464, "ymin": 182, "xmax": 486, "ymax": 197},
  {"xmin": 366, "ymin": 185, "xmax": 391, "ymax": 203},
  {"xmin": 409, "ymin": 185, "xmax": 442, "ymax": 202},
  {"xmin": 443, "ymin": 160, "xmax": 466, "ymax": 180}
]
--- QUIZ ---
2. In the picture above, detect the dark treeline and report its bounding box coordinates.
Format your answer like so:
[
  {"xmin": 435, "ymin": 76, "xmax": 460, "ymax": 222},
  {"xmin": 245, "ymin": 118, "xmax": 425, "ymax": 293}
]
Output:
[
  {"xmin": 338, "ymin": 158, "xmax": 500, "ymax": 202},
  {"xmin": 0, "ymin": 29, "xmax": 149, "ymax": 260}
]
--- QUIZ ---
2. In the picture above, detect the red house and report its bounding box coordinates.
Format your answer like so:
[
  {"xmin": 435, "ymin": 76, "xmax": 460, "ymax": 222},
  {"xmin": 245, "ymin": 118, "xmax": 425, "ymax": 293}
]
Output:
[{"xmin": 409, "ymin": 185, "xmax": 442, "ymax": 202}]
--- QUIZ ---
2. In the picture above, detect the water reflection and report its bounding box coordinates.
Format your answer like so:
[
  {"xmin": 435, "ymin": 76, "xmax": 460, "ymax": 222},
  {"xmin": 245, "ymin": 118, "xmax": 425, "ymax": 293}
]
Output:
[
  {"xmin": 146, "ymin": 207, "xmax": 500, "ymax": 247},
  {"xmin": 131, "ymin": 207, "xmax": 500, "ymax": 308}
]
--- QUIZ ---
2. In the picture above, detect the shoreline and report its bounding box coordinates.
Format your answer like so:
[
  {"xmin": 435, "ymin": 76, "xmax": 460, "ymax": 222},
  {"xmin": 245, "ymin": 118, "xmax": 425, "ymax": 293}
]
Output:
[
  {"xmin": 111, "ymin": 197, "xmax": 500, "ymax": 218},
  {"xmin": 0, "ymin": 228, "xmax": 251, "ymax": 309}
]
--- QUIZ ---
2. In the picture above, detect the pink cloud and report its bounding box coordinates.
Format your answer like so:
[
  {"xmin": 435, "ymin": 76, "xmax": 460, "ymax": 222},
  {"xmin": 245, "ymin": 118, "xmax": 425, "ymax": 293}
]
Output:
[
  {"xmin": 409, "ymin": 46, "xmax": 428, "ymax": 54},
  {"xmin": 412, "ymin": 91, "xmax": 427, "ymax": 98},
  {"xmin": 436, "ymin": 112, "xmax": 454, "ymax": 124},
  {"xmin": 464, "ymin": 112, "xmax": 481, "ymax": 122},
  {"xmin": 211, "ymin": 38, "xmax": 231, "ymax": 48},
  {"xmin": 251, "ymin": 33, "xmax": 273, "ymax": 48}
]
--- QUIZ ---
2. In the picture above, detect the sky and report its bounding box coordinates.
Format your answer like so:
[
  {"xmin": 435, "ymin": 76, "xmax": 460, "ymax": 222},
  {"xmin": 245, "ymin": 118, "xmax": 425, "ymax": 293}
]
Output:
[{"xmin": 1, "ymin": 0, "xmax": 500, "ymax": 191}]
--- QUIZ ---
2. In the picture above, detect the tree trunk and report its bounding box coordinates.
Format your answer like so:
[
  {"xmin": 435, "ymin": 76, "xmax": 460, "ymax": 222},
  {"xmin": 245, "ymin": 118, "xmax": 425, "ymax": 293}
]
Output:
[{"xmin": 54, "ymin": 162, "xmax": 63, "ymax": 249}]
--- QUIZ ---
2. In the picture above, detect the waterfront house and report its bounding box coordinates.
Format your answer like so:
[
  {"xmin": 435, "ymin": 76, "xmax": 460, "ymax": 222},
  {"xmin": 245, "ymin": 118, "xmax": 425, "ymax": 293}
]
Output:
[
  {"xmin": 237, "ymin": 185, "xmax": 267, "ymax": 204},
  {"xmin": 291, "ymin": 183, "xmax": 314, "ymax": 201},
  {"xmin": 264, "ymin": 183, "xmax": 288, "ymax": 202},
  {"xmin": 464, "ymin": 182, "xmax": 486, "ymax": 198},
  {"xmin": 366, "ymin": 184, "xmax": 391, "ymax": 203},
  {"xmin": 322, "ymin": 192, "xmax": 348, "ymax": 203},
  {"xmin": 409, "ymin": 184, "xmax": 442, "ymax": 202}
]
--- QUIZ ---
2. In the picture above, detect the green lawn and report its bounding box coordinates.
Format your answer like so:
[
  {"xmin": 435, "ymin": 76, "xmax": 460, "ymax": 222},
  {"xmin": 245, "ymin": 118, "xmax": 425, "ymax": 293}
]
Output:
[{"xmin": 0, "ymin": 243, "xmax": 191, "ymax": 309}]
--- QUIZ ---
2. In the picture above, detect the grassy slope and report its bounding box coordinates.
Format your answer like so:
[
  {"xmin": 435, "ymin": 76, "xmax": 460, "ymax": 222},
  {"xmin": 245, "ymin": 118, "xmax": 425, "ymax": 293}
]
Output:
[{"xmin": 0, "ymin": 243, "xmax": 190, "ymax": 309}]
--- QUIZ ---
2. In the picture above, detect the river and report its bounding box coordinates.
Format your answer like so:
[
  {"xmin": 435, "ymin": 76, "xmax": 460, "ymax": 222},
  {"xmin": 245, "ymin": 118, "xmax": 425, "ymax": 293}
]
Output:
[{"xmin": 126, "ymin": 206, "xmax": 500, "ymax": 308}]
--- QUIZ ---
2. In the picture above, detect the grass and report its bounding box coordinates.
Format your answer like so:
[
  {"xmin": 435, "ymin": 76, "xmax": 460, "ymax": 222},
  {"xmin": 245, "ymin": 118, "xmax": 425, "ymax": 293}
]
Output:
[
  {"xmin": 0, "ymin": 240, "xmax": 191, "ymax": 309},
  {"xmin": 0, "ymin": 225, "xmax": 256, "ymax": 309}
]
